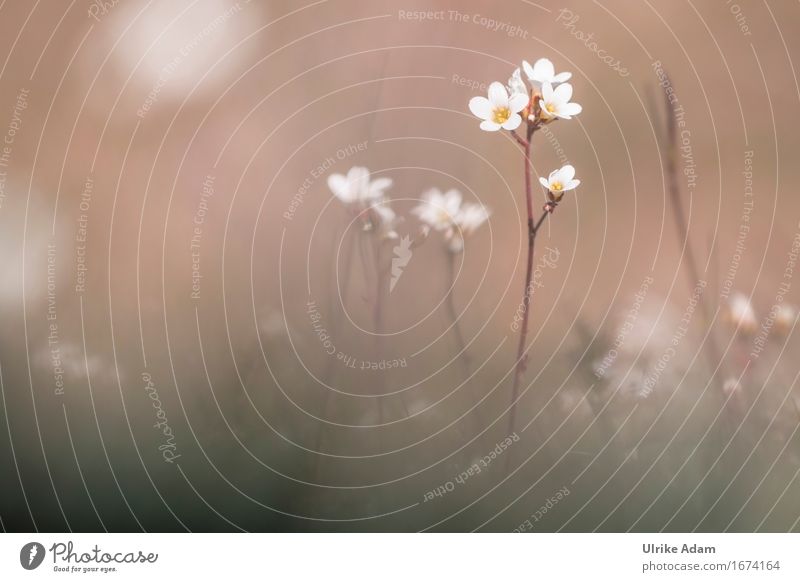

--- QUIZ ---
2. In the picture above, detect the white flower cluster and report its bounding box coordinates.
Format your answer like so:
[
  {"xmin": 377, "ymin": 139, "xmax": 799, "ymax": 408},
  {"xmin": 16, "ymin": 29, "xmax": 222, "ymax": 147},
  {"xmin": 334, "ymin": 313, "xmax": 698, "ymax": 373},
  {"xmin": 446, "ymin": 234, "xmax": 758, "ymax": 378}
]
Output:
[
  {"xmin": 469, "ymin": 58, "xmax": 582, "ymax": 131},
  {"xmin": 328, "ymin": 168, "xmax": 490, "ymax": 251},
  {"xmin": 411, "ymin": 188, "xmax": 490, "ymax": 253},
  {"xmin": 468, "ymin": 58, "xmax": 583, "ymax": 204},
  {"xmin": 724, "ymin": 292, "xmax": 797, "ymax": 336}
]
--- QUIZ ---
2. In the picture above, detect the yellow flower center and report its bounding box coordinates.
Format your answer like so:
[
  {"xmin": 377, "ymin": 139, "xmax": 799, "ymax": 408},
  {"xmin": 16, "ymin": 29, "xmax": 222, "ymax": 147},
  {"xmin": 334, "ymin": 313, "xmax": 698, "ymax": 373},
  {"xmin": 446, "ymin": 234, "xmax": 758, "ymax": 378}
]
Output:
[
  {"xmin": 551, "ymin": 181, "xmax": 563, "ymax": 191},
  {"xmin": 492, "ymin": 107, "xmax": 511, "ymax": 124},
  {"xmin": 545, "ymin": 103, "xmax": 556, "ymax": 113}
]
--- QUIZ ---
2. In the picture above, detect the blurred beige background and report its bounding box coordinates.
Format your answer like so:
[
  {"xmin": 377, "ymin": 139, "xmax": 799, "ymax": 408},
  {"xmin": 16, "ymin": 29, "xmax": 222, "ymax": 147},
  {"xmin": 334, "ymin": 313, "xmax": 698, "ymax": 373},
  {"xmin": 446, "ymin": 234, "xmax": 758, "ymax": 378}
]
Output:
[{"xmin": 0, "ymin": 0, "xmax": 798, "ymax": 532}]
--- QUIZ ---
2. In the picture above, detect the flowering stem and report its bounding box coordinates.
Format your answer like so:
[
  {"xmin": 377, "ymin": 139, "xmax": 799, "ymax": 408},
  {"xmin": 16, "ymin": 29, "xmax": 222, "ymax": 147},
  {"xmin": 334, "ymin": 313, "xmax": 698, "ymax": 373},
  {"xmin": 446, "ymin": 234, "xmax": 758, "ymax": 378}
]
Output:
[
  {"xmin": 446, "ymin": 251, "xmax": 471, "ymax": 376},
  {"xmin": 373, "ymin": 240, "xmax": 386, "ymax": 445},
  {"xmin": 507, "ymin": 138, "xmax": 549, "ymax": 438},
  {"xmin": 314, "ymin": 229, "xmax": 356, "ymax": 478}
]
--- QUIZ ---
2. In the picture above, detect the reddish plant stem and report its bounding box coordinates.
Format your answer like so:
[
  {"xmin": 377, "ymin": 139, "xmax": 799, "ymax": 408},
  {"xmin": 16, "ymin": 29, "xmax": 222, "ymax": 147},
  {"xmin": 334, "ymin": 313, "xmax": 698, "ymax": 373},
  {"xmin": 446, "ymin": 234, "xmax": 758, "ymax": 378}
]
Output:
[{"xmin": 507, "ymin": 136, "xmax": 550, "ymax": 437}]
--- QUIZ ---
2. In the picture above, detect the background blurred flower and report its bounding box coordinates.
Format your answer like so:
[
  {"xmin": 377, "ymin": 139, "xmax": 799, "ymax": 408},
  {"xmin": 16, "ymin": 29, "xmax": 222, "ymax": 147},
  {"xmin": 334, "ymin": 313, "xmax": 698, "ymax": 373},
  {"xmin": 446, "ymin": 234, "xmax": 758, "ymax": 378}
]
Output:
[
  {"xmin": 412, "ymin": 188, "xmax": 463, "ymax": 234},
  {"xmin": 774, "ymin": 303, "xmax": 797, "ymax": 336},
  {"xmin": 725, "ymin": 292, "xmax": 758, "ymax": 335},
  {"xmin": 413, "ymin": 188, "xmax": 489, "ymax": 253},
  {"xmin": 328, "ymin": 166, "xmax": 392, "ymax": 208}
]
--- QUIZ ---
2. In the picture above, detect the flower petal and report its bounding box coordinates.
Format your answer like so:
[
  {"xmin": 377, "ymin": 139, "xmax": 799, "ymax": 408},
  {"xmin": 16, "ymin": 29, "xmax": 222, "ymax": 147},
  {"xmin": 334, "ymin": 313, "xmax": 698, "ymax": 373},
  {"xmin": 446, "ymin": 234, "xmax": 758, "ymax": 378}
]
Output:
[
  {"xmin": 552, "ymin": 72, "xmax": 572, "ymax": 83},
  {"xmin": 479, "ymin": 120, "xmax": 501, "ymax": 131},
  {"xmin": 501, "ymin": 114, "xmax": 522, "ymax": 131},
  {"xmin": 327, "ymin": 174, "xmax": 353, "ymax": 202},
  {"xmin": 368, "ymin": 177, "xmax": 393, "ymax": 198},
  {"xmin": 521, "ymin": 60, "xmax": 535, "ymax": 80},
  {"xmin": 538, "ymin": 177, "xmax": 550, "ymax": 189},
  {"xmin": 565, "ymin": 179, "xmax": 580, "ymax": 190},
  {"xmin": 532, "ymin": 58, "xmax": 555, "ymax": 82},
  {"xmin": 541, "ymin": 82, "xmax": 554, "ymax": 101},
  {"xmin": 488, "ymin": 82, "xmax": 509, "ymax": 107},
  {"xmin": 443, "ymin": 189, "xmax": 462, "ymax": 213},
  {"xmin": 553, "ymin": 82, "xmax": 573, "ymax": 103},
  {"xmin": 560, "ymin": 102, "xmax": 582, "ymax": 117},
  {"xmin": 469, "ymin": 96, "xmax": 492, "ymax": 119},
  {"xmin": 508, "ymin": 92, "xmax": 529, "ymax": 113},
  {"xmin": 559, "ymin": 165, "xmax": 576, "ymax": 182}
]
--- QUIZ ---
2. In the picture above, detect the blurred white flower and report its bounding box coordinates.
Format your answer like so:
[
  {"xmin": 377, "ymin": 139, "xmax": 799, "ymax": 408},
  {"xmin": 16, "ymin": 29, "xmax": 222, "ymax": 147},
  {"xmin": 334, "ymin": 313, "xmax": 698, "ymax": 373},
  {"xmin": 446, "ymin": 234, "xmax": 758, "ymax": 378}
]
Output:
[
  {"xmin": 469, "ymin": 82, "xmax": 528, "ymax": 132},
  {"xmin": 723, "ymin": 377, "xmax": 740, "ymax": 396},
  {"xmin": 539, "ymin": 82, "xmax": 582, "ymax": 120},
  {"xmin": 725, "ymin": 292, "xmax": 758, "ymax": 335},
  {"xmin": 412, "ymin": 188, "xmax": 462, "ymax": 233},
  {"xmin": 365, "ymin": 202, "xmax": 399, "ymax": 240},
  {"xmin": 522, "ymin": 58, "xmax": 571, "ymax": 88},
  {"xmin": 327, "ymin": 166, "xmax": 392, "ymax": 208},
  {"xmin": 448, "ymin": 203, "xmax": 490, "ymax": 253},
  {"xmin": 538, "ymin": 165, "xmax": 580, "ymax": 196},
  {"xmin": 412, "ymin": 188, "xmax": 490, "ymax": 252},
  {"xmin": 774, "ymin": 303, "xmax": 797, "ymax": 336},
  {"xmin": 455, "ymin": 203, "xmax": 491, "ymax": 236}
]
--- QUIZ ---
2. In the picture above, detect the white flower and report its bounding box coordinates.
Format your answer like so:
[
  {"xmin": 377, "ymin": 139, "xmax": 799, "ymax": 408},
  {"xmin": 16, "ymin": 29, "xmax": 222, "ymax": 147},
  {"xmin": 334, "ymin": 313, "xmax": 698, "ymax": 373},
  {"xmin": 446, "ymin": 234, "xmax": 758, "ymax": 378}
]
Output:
[
  {"xmin": 412, "ymin": 188, "xmax": 490, "ymax": 252},
  {"xmin": 365, "ymin": 201, "xmax": 399, "ymax": 240},
  {"xmin": 725, "ymin": 293, "xmax": 757, "ymax": 335},
  {"xmin": 538, "ymin": 165, "xmax": 580, "ymax": 194},
  {"xmin": 327, "ymin": 166, "xmax": 392, "ymax": 207},
  {"xmin": 412, "ymin": 188, "xmax": 463, "ymax": 233},
  {"xmin": 469, "ymin": 82, "xmax": 528, "ymax": 132},
  {"xmin": 522, "ymin": 58, "xmax": 571, "ymax": 87},
  {"xmin": 455, "ymin": 203, "xmax": 490, "ymax": 236},
  {"xmin": 507, "ymin": 68, "xmax": 528, "ymax": 98},
  {"xmin": 539, "ymin": 82, "xmax": 582, "ymax": 120},
  {"xmin": 723, "ymin": 378, "xmax": 740, "ymax": 396},
  {"xmin": 448, "ymin": 203, "xmax": 490, "ymax": 253},
  {"xmin": 775, "ymin": 303, "xmax": 797, "ymax": 335},
  {"xmin": 447, "ymin": 202, "xmax": 491, "ymax": 253}
]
